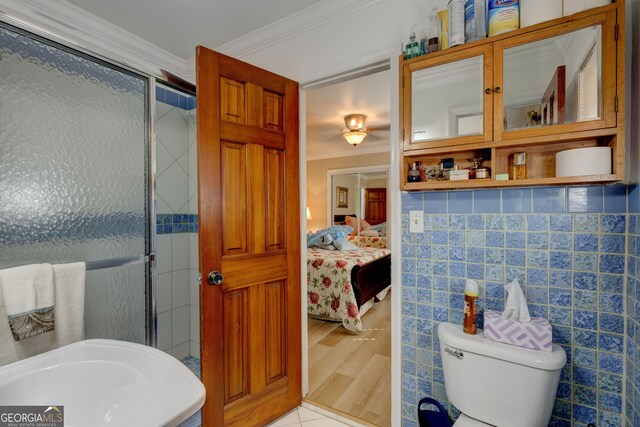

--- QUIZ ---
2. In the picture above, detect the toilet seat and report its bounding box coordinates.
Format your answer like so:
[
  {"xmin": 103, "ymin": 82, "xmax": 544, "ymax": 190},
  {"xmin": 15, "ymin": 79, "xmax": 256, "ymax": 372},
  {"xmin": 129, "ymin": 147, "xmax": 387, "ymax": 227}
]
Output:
[{"xmin": 453, "ymin": 414, "xmax": 492, "ymax": 426}]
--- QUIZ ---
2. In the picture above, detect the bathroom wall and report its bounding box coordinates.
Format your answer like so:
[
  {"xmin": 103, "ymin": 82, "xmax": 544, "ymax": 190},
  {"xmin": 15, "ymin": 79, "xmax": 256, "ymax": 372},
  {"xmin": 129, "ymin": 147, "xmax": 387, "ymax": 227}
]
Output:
[
  {"xmin": 154, "ymin": 85, "xmax": 200, "ymax": 359},
  {"xmin": 626, "ymin": 185, "xmax": 640, "ymax": 427},
  {"xmin": 401, "ymin": 185, "xmax": 628, "ymax": 427}
]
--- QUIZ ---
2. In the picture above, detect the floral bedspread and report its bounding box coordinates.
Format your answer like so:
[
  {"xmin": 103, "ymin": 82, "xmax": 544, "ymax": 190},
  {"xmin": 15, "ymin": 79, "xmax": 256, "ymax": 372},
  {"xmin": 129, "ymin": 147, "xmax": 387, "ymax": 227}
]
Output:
[
  {"xmin": 347, "ymin": 235, "xmax": 388, "ymax": 249},
  {"xmin": 306, "ymin": 247, "xmax": 391, "ymax": 334}
]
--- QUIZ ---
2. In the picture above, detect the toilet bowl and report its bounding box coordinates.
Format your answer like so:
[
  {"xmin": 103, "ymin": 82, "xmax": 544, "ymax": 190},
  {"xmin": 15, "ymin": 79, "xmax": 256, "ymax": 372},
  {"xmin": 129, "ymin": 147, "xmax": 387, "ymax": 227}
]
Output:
[
  {"xmin": 453, "ymin": 414, "xmax": 490, "ymax": 426},
  {"xmin": 438, "ymin": 322, "xmax": 566, "ymax": 427}
]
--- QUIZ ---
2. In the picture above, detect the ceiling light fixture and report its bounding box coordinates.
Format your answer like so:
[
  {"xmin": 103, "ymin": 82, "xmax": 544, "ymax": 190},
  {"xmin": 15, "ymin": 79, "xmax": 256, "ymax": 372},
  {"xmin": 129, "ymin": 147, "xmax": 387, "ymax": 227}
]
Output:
[{"xmin": 343, "ymin": 114, "xmax": 367, "ymax": 147}]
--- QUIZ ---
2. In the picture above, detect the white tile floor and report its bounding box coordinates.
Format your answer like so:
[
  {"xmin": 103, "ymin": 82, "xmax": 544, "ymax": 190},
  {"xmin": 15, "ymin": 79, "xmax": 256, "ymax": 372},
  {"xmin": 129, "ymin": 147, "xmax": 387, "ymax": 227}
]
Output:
[{"xmin": 266, "ymin": 405, "xmax": 367, "ymax": 427}]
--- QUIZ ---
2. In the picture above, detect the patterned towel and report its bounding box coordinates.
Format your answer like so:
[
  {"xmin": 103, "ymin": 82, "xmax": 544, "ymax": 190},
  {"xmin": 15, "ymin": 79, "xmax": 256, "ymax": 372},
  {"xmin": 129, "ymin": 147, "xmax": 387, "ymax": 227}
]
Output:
[{"xmin": 0, "ymin": 263, "xmax": 55, "ymax": 341}]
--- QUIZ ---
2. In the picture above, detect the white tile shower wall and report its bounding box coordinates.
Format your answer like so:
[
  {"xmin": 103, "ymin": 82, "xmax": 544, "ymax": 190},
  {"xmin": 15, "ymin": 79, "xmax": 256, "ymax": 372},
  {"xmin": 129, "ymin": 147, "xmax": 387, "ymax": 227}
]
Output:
[
  {"xmin": 188, "ymin": 108, "xmax": 200, "ymax": 357},
  {"xmin": 155, "ymin": 88, "xmax": 199, "ymax": 359},
  {"xmin": 401, "ymin": 185, "xmax": 628, "ymax": 427}
]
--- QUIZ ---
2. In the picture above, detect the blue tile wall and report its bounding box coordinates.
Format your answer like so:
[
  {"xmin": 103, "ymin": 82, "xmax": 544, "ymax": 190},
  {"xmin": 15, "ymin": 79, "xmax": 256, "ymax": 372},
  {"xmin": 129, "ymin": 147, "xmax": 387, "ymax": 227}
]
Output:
[
  {"xmin": 402, "ymin": 185, "xmax": 628, "ymax": 427},
  {"xmin": 156, "ymin": 214, "xmax": 198, "ymax": 234},
  {"xmin": 156, "ymin": 86, "xmax": 196, "ymax": 110},
  {"xmin": 626, "ymin": 214, "xmax": 640, "ymax": 427}
]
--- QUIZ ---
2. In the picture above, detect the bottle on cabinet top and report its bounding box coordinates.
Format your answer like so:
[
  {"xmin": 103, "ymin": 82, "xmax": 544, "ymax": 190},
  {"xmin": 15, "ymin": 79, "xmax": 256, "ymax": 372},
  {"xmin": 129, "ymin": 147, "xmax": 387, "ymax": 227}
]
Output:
[
  {"xmin": 465, "ymin": 0, "xmax": 487, "ymax": 43},
  {"xmin": 405, "ymin": 32, "xmax": 420, "ymax": 59},
  {"xmin": 448, "ymin": 0, "xmax": 466, "ymax": 47}
]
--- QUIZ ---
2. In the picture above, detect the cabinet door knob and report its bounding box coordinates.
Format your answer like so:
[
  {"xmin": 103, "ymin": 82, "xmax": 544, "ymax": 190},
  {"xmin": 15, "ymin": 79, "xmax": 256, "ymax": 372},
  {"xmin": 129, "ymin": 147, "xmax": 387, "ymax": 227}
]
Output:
[
  {"xmin": 494, "ymin": 86, "xmax": 502, "ymax": 93},
  {"xmin": 485, "ymin": 88, "xmax": 492, "ymax": 95}
]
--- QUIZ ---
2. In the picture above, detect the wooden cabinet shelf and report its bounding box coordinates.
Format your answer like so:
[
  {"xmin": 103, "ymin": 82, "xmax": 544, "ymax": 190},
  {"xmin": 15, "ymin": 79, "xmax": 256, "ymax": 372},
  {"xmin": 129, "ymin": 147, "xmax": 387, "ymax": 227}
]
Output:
[{"xmin": 400, "ymin": 0, "xmax": 625, "ymax": 191}]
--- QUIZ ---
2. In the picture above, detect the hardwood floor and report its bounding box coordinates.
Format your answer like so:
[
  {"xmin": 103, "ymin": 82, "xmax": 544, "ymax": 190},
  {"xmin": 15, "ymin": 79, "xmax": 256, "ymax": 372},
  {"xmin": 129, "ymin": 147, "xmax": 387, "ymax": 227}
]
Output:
[{"xmin": 307, "ymin": 294, "xmax": 391, "ymax": 427}]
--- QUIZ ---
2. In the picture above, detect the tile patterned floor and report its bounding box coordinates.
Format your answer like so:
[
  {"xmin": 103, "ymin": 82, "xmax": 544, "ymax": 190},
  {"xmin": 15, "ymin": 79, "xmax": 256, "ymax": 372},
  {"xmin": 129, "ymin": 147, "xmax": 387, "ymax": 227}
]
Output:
[{"xmin": 266, "ymin": 406, "xmax": 353, "ymax": 427}]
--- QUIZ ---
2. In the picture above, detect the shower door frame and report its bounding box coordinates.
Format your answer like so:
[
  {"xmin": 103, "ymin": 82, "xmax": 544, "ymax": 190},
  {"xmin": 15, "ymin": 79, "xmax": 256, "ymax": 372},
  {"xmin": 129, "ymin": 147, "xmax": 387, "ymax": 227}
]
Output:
[{"xmin": 0, "ymin": 16, "xmax": 163, "ymax": 348}]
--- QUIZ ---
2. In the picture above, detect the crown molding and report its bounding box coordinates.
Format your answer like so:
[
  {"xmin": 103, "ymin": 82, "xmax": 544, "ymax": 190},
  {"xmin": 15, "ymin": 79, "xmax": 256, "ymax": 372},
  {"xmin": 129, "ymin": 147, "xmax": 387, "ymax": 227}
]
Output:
[
  {"xmin": 0, "ymin": 0, "xmax": 391, "ymax": 85},
  {"xmin": 184, "ymin": 0, "xmax": 388, "ymax": 81},
  {"xmin": 0, "ymin": 0, "xmax": 192, "ymax": 82}
]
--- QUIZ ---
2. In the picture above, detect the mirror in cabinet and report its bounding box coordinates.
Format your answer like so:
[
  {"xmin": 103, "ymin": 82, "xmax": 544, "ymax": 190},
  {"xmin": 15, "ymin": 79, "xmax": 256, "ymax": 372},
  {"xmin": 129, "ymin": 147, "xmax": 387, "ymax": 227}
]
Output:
[
  {"xmin": 405, "ymin": 45, "xmax": 494, "ymax": 151},
  {"xmin": 495, "ymin": 11, "xmax": 617, "ymax": 140}
]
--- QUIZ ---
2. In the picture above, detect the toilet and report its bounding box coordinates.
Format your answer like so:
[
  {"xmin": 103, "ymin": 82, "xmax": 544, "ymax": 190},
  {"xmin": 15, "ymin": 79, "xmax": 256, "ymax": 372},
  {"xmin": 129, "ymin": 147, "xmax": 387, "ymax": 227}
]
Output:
[{"xmin": 437, "ymin": 322, "xmax": 567, "ymax": 427}]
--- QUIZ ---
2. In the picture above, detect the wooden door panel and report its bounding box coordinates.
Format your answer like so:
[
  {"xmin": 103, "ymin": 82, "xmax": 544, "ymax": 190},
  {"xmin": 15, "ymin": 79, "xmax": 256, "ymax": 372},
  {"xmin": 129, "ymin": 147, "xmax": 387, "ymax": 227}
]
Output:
[
  {"xmin": 263, "ymin": 91, "xmax": 284, "ymax": 132},
  {"xmin": 198, "ymin": 47, "xmax": 300, "ymax": 427},
  {"xmin": 221, "ymin": 77, "xmax": 246, "ymax": 124},
  {"xmin": 221, "ymin": 252, "xmax": 287, "ymax": 291},
  {"xmin": 223, "ymin": 289, "xmax": 249, "ymax": 404},
  {"xmin": 265, "ymin": 280, "xmax": 286, "ymax": 384},
  {"xmin": 265, "ymin": 149, "xmax": 285, "ymax": 252},
  {"xmin": 222, "ymin": 142, "xmax": 248, "ymax": 255},
  {"xmin": 220, "ymin": 121, "xmax": 285, "ymax": 150}
]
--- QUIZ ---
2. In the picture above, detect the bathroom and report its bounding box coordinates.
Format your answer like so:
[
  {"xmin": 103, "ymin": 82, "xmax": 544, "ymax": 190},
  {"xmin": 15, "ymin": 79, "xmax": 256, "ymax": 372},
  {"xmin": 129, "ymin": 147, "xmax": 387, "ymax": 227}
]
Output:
[{"xmin": 0, "ymin": 0, "xmax": 639, "ymax": 427}]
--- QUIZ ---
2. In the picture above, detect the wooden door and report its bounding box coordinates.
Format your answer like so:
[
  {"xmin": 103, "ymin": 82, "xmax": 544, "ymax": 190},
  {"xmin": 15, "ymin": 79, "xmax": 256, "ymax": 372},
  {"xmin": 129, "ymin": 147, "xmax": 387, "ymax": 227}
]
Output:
[
  {"xmin": 365, "ymin": 188, "xmax": 387, "ymax": 225},
  {"xmin": 196, "ymin": 47, "xmax": 301, "ymax": 426}
]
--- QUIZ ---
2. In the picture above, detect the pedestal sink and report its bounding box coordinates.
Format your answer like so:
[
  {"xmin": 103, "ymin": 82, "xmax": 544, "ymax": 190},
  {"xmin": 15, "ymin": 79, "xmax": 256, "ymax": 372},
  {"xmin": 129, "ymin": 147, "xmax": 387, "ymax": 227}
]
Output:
[{"xmin": 0, "ymin": 339, "xmax": 205, "ymax": 427}]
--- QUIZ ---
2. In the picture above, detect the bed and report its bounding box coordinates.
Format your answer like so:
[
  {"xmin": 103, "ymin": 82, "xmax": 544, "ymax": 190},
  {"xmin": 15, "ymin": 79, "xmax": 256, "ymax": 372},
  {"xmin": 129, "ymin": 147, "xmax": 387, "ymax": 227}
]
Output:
[
  {"xmin": 347, "ymin": 235, "xmax": 388, "ymax": 249},
  {"xmin": 306, "ymin": 247, "xmax": 391, "ymax": 334}
]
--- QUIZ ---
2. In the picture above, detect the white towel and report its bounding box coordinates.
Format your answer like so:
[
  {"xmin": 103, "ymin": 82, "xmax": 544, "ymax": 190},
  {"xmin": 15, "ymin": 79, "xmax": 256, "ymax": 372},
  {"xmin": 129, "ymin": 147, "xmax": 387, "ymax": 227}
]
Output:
[
  {"xmin": 0, "ymin": 262, "xmax": 86, "ymax": 366},
  {"xmin": 0, "ymin": 263, "xmax": 55, "ymax": 341}
]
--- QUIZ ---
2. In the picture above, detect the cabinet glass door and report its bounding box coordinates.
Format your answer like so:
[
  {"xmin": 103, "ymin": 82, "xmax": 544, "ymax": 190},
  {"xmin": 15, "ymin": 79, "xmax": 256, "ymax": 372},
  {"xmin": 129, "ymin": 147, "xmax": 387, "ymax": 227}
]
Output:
[
  {"xmin": 404, "ymin": 45, "xmax": 493, "ymax": 150},
  {"xmin": 495, "ymin": 11, "xmax": 616, "ymax": 140}
]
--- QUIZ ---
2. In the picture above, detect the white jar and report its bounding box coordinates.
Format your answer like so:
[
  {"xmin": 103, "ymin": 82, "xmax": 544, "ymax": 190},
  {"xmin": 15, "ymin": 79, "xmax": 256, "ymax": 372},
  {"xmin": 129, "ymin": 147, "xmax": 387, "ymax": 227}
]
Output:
[
  {"xmin": 563, "ymin": 0, "xmax": 611, "ymax": 16},
  {"xmin": 521, "ymin": 0, "xmax": 562, "ymax": 27}
]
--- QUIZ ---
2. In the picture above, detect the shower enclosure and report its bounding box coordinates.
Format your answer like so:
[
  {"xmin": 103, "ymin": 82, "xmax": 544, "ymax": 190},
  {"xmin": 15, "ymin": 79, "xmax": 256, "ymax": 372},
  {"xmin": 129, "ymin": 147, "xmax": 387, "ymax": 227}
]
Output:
[
  {"xmin": 0, "ymin": 22, "xmax": 163, "ymax": 354},
  {"xmin": 154, "ymin": 84, "xmax": 200, "ymax": 360}
]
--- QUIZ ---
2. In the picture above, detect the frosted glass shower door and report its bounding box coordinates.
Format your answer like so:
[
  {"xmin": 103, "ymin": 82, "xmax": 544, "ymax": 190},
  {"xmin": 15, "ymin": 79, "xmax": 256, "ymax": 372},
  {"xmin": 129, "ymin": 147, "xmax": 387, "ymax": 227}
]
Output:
[{"xmin": 0, "ymin": 24, "xmax": 150, "ymax": 344}]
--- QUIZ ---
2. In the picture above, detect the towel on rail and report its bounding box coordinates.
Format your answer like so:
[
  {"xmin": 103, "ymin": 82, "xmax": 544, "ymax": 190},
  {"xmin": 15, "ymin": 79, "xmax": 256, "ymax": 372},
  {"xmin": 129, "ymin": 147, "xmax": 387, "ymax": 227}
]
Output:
[
  {"xmin": 0, "ymin": 263, "xmax": 55, "ymax": 341},
  {"xmin": 0, "ymin": 262, "xmax": 86, "ymax": 366}
]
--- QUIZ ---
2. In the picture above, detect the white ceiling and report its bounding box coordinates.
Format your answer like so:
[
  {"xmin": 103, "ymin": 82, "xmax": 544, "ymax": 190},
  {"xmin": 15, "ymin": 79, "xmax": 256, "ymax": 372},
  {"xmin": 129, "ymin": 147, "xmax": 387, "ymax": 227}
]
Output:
[
  {"xmin": 306, "ymin": 70, "xmax": 390, "ymax": 160},
  {"xmin": 65, "ymin": 0, "xmax": 323, "ymax": 59}
]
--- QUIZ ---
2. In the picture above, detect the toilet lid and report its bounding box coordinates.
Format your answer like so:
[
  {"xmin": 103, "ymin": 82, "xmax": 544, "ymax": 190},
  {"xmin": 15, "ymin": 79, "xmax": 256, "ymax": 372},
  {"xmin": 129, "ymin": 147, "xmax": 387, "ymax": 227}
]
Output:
[{"xmin": 453, "ymin": 414, "xmax": 492, "ymax": 427}]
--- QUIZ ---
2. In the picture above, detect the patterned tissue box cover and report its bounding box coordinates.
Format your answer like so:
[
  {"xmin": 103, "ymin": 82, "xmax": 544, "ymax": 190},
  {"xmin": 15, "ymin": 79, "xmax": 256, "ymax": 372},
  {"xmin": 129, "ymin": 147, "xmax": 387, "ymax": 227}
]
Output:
[{"xmin": 483, "ymin": 309, "xmax": 553, "ymax": 352}]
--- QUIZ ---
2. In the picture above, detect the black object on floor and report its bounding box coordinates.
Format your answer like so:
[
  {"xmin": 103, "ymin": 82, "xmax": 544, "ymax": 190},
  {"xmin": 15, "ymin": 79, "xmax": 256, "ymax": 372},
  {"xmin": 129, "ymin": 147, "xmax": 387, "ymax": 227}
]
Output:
[{"xmin": 418, "ymin": 397, "xmax": 452, "ymax": 427}]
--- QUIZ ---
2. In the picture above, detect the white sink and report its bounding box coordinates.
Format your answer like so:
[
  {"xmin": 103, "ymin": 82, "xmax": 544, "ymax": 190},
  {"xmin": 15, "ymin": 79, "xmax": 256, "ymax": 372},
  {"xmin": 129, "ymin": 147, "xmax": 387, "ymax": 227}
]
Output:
[{"xmin": 0, "ymin": 339, "xmax": 205, "ymax": 427}]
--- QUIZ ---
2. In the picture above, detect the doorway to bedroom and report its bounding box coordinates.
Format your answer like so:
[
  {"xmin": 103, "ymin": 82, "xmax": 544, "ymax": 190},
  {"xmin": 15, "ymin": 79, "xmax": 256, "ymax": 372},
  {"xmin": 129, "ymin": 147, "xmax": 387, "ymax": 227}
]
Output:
[{"xmin": 304, "ymin": 68, "xmax": 392, "ymax": 427}]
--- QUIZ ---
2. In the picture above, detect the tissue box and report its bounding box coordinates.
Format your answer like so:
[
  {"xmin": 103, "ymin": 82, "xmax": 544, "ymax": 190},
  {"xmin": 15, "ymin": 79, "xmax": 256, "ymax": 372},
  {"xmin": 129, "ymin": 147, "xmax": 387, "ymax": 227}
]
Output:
[{"xmin": 483, "ymin": 310, "xmax": 553, "ymax": 352}]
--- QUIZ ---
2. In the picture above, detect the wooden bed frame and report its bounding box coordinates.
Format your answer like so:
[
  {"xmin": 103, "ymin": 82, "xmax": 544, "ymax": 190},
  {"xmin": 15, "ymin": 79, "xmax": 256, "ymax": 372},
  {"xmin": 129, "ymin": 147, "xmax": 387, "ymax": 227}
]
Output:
[{"xmin": 350, "ymin": 253, "xmax": 391, "ymax": 308}]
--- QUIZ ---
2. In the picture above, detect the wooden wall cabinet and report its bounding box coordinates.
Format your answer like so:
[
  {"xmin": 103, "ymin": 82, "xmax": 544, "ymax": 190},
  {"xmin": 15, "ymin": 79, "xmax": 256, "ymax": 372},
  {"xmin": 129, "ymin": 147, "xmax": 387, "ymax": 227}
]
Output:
[{"xmin": 400, "ymin": 1, "xmax": 625, "ymax": 190}]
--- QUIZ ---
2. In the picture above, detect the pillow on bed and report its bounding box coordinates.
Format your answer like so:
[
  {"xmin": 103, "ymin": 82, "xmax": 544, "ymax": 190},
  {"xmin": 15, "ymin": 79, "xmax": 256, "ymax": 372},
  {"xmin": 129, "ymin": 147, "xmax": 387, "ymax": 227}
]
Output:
[
  {"xmin": 333, "ymin": 238, "xmax": 358, "ymax": 251},
  {"xmin": 306, "ymin": 225, "xmax": 353, "ymax": 248},
  {"xmin": 345, "ymin": 216, "xmax": 372, "ymax": 236},
  {"xmin": 371, "ymin": 222, "xmax": 387, "ymax": 237},
  {"xmin": 360, "ymin": 229, "xmax": 380, "ymax": 237}
]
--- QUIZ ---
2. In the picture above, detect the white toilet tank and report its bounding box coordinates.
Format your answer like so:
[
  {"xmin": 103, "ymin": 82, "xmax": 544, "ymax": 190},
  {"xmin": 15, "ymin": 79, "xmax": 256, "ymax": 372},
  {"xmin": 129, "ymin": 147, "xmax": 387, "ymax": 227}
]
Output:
[{"xmin": 438, "ymin": 322, "xmax": 566, "ymax": 427}]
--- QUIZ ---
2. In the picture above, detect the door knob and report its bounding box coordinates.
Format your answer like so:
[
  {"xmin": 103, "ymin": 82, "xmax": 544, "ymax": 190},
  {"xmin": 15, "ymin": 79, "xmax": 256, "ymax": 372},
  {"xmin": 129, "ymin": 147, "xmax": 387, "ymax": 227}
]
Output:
[
  {"xmin": 494, "ymin": 86, "xmax": 502, "ymax": 93},
  {"xmin": 207, "ymin": 271, "xmax": 224, "ymax": 286},
  {"xmin": 485, "ymin": 88, "xmax": 492, "ymax": 95}
]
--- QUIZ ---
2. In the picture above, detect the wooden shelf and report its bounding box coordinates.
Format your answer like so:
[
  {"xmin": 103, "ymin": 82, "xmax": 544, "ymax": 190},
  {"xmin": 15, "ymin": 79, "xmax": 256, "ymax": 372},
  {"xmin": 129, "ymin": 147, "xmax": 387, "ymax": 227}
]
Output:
[
  {"xmin": 403, "ymin": 174, "xmax": 621, "ymax": 191},
  {"xmin": 403, "ymin": 128, "xmax": 618, "ymax": 156}
]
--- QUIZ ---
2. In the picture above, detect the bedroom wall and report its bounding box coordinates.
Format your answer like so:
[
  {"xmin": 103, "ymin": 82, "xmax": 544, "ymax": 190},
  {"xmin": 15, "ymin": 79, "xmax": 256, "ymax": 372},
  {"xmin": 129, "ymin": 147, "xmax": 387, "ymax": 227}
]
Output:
[
  {"xmin": 306, "ymin": 151, "xmax": 390, "ymax": 231},
  {"xmin": 332, "ymin": 174, "xmax": 359, "ymax": 218}
]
